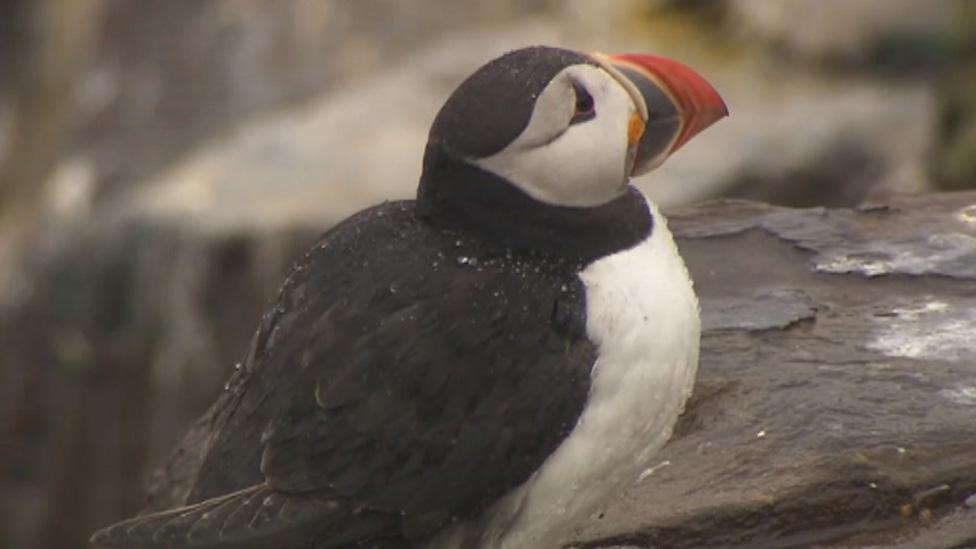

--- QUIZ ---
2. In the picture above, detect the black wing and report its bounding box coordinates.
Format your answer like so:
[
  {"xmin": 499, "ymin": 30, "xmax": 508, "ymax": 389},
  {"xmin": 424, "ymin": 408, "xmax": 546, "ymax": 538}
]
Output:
[{"xmin": 93, "ymin": 203, "xmax": 596, "ymax": 548}]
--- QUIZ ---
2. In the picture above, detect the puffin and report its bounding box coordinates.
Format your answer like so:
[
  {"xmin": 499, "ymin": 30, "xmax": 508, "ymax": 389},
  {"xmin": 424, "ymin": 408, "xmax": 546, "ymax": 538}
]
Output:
[{"xmin": 92, "ymin": 45, "xmax": 727, "ymax": 549}]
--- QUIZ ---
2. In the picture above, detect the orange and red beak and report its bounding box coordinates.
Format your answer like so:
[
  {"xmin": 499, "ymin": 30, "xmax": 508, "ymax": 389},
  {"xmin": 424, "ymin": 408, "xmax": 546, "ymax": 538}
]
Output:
[{"xmin": 594, "ymin": 52, "xmax": 728, "ymax": 176}]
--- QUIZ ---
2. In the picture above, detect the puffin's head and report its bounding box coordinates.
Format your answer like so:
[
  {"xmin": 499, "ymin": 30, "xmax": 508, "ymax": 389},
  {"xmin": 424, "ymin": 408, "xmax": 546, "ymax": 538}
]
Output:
[{"xmin": 419, "ymin": 46, "xmax": 727, "ymax": 208}]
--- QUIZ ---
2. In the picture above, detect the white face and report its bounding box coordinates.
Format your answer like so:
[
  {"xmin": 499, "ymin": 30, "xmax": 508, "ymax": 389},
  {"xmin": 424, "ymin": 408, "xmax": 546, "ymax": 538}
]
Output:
[{"xmin": 472, "ymin": 64, "xmax": 643, "ymax": 208}]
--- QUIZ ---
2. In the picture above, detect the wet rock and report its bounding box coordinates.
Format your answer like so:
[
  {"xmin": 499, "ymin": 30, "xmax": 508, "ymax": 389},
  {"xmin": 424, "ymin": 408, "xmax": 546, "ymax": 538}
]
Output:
[
  {"xmin": 672, "ymin": 194, "xmax": 976, "ymax": 279},
  {"xmin": 702, "ymin": 288, "xmax": 817, "ymax": 332},
  {"xmin": 571, "ymin": 191, "xmax": 976, "ymax": 548}
]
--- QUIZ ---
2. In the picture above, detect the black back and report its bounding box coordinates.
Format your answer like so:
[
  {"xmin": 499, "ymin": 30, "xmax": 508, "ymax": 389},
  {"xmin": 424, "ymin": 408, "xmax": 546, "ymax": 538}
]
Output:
[{"xmin": 175, "ymin": 203, "xmax": 597, "ymax": 547}]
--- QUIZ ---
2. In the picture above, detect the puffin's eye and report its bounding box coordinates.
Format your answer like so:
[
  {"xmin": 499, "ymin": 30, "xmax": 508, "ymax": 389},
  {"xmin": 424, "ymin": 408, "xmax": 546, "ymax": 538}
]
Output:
[{"xmin": 570, "ymin": 81, "xmax": 595, "ymax": 125}]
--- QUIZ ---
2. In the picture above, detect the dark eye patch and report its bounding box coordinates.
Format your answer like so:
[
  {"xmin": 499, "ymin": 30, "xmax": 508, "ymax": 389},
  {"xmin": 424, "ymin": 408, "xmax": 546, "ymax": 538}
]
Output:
[{"xmin": 570, "ymin": 81, "xmax": 595, "ymax": 125}]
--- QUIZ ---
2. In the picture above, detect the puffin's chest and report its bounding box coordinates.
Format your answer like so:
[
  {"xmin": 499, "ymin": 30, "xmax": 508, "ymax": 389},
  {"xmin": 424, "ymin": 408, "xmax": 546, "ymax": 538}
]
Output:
[
  {"xmin": 577, "ymin": 220, "xmax": 700, "ymax": 451},
  {"xmin": 487, "ymin": 214, "xmax": 701, "ymax": 548},
  {"xmin": 580, "ymin": 217, "xmax": 701, "ymax": 406}
]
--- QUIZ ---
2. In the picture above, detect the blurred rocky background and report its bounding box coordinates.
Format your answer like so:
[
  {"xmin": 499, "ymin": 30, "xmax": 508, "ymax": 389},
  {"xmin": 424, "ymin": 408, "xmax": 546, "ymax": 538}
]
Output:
[{"xmin": 0, "ymin": 1, "xmax": 973, "ymax": 548}]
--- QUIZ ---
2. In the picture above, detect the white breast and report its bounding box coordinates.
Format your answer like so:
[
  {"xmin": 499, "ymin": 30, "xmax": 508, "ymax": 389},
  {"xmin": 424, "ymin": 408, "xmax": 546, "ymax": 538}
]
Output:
[{"xmin": 444, "ymin": 199, "xmax": 701, "ymax": 549}]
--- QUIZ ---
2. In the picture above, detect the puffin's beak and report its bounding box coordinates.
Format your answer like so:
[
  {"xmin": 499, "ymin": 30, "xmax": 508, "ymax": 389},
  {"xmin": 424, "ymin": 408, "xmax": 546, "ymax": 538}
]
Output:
[{"xmin": 593, "ymin": 53, "xmax": 728, "ymax": 176}]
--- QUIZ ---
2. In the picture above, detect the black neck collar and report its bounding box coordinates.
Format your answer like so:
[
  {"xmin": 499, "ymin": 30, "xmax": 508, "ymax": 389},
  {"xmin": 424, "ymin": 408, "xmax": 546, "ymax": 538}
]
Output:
[{"xmin": 416, "ymin": 145, "xmax": 653, "ymax": 266}]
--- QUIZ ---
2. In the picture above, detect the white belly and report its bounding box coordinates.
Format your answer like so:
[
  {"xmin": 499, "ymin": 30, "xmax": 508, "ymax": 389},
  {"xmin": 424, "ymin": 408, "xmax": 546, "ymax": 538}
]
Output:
[{"xmin": 430, "ymin": 201, "xmax": 701, "ymax": 549}]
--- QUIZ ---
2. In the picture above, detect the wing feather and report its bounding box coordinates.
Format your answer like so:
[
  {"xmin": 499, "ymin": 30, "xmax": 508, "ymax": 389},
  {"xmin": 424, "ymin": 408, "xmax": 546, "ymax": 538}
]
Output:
[{"xmin": 93, "ymin": 204, "xmax": 596, "ymax": 548}]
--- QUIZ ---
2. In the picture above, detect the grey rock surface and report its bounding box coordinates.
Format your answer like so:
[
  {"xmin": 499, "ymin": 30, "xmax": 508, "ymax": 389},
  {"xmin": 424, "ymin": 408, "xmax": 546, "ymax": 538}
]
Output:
[{"xmin": 571, "ymin": 192, "xmax": 976, "ymax": 548}]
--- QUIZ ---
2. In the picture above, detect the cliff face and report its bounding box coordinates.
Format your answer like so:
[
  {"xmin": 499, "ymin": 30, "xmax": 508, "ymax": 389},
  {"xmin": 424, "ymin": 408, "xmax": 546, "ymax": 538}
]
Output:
[{"xmin": 577, "ymin": 192, "xmax": 976, "ymax": 548}]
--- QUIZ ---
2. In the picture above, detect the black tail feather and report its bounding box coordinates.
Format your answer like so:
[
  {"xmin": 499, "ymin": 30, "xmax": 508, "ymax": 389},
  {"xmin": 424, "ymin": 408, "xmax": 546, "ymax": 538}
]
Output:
[{"xmin": 90, "ymin": 484, "xmax": 347, "ymax": 548}]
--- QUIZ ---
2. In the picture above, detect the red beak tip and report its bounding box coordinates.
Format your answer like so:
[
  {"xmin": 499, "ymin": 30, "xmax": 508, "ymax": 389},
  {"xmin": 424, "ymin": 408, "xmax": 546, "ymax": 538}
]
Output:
[
  {"xmin": 606, "ymin": 52, "xmax": 727, "ymax": 152},
  {"xmin": 608, "ymin": 52, "xmax": 727, "ymax": 117}
]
